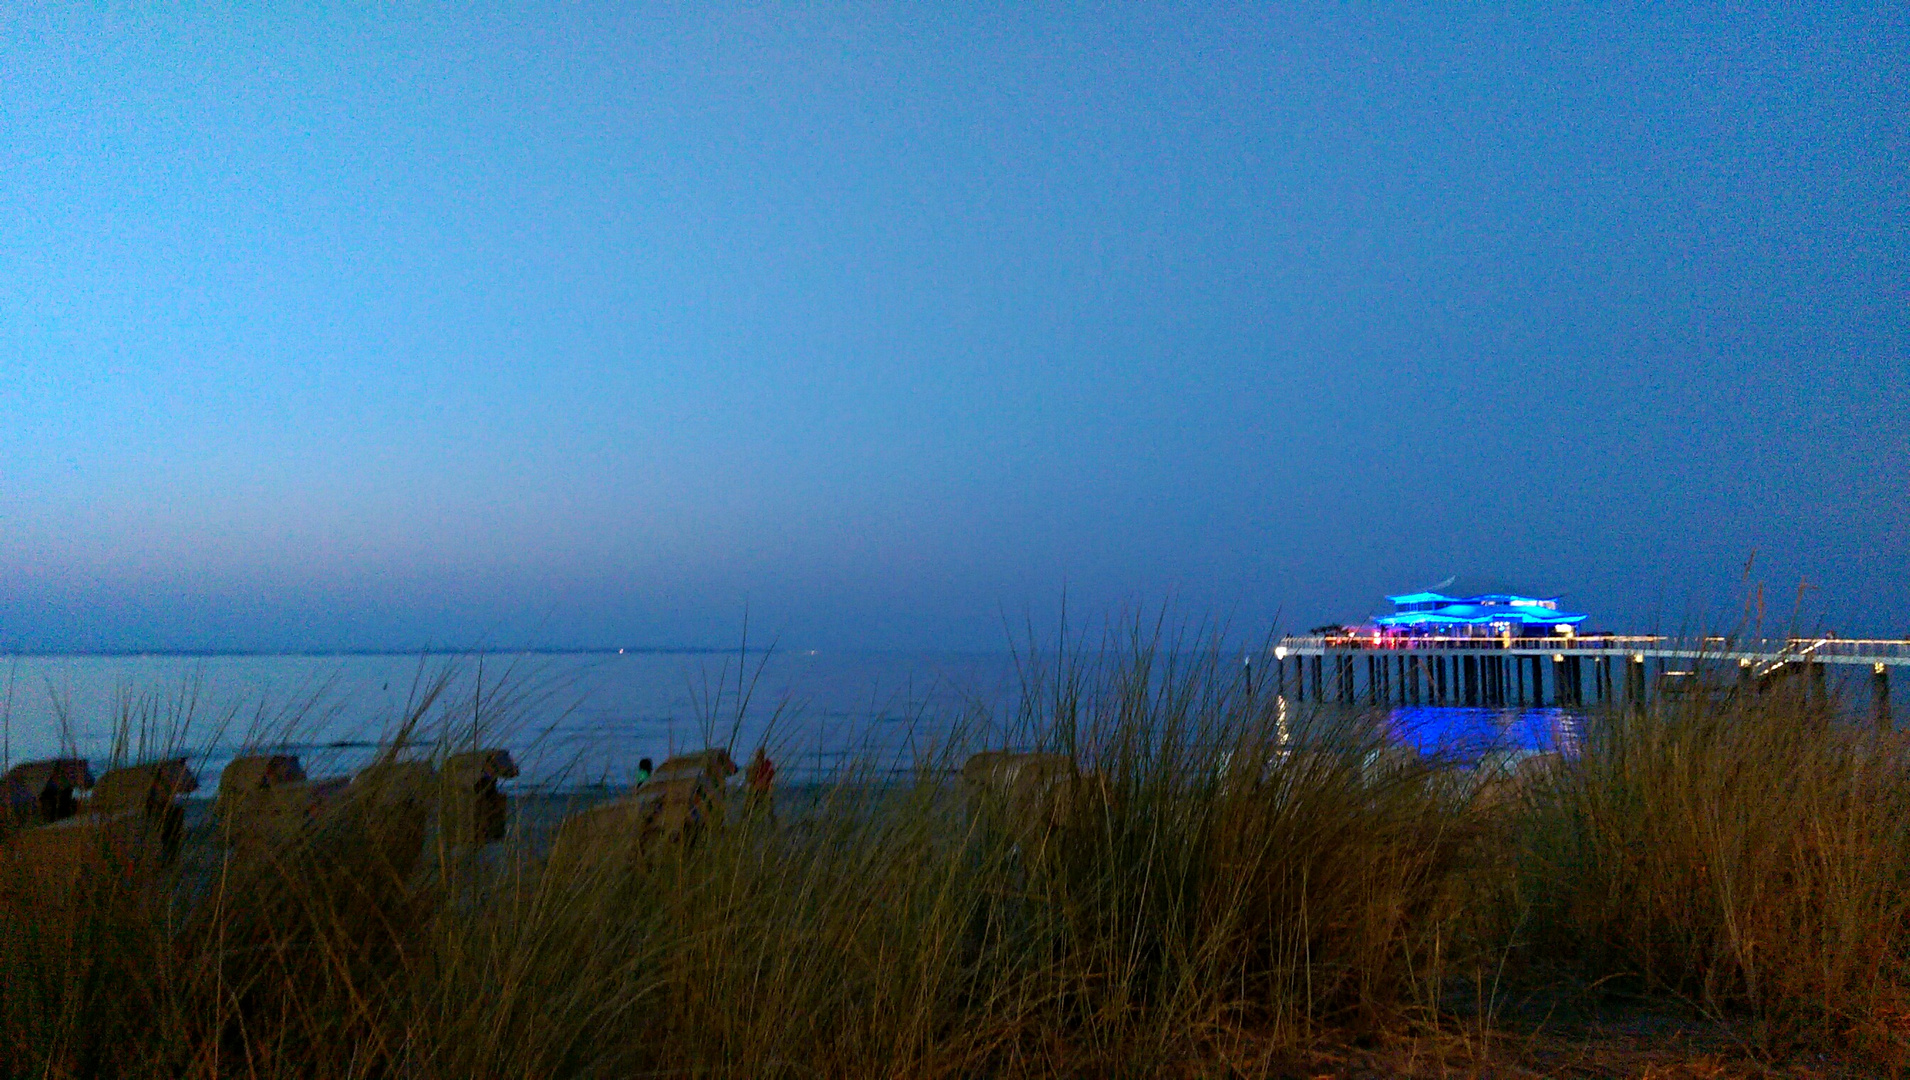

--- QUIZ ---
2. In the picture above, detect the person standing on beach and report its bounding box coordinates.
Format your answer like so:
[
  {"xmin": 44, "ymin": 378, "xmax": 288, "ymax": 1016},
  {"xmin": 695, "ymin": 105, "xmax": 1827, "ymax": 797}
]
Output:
[
  {"xmin": 745, "ymin": 748, "xmax": 775, "ymax": 825},
  {"xmin": 634, "ymin": 758, "xmax": 653, "ymax": 786}
]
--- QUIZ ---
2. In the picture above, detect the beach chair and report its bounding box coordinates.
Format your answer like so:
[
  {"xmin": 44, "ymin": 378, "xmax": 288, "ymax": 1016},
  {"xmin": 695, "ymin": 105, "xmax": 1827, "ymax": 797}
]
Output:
[
  {"xmin": 91, "ymin": 758, "xmax": 199, "ymax": 815},
  {"xmin": 89, "ymin": 757, "xmax": 199, "ymax": 863},
  {"xmin": 547, "ymin": 797, "xmax": 649, "ymax": 877},
  {"xmin": 960, "ymin": 751, "xmax": 1085, "ymax": 862},
  {"xmin": 648, "ymin": 749, "xmax": 738, "ymax": 785},
  {"xmin": 1, "ymin": 760, "xmax": 97, "ymax": 920},
  {"xmin": 549, "ymin": 778, "xmax": 722, "ymax": 873},
  {"xmin": 2, "ymin": 759, "xmax": 95, "ymax": 831},
  {"xmin": 216, "ymin": 754, "xmax": 345, "ymax": 851},
  {"xmin": 0, "ymin": 757, "xmax": 198, "ymax": 928},
  {"xmin": 961, "ymin": 752, "xmax": 1078, "ymax": 820},
  {"xmin": 442, "ymin": 749, "xmax": 518, "ymax": 844},
  {"xmin": 629, "ymin": 775, "xmax": 722, "ymax": 847},
  {"xmin": 644, "ymin": 749, "xmax": 735, "ymax": 841},
  {"xmin": 547, "ymin": 753, "xmax": 728, "ymax": 875}
]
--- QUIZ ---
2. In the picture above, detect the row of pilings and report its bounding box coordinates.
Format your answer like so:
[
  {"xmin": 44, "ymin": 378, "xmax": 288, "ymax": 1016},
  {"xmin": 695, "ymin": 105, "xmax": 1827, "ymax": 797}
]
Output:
[
  {"xmin": 1260, "ymin": 648, "xmax": 1890, "ymax": 725},
  {"xmin": 1266, "ymin": 650, "xmax": 1615, "ymax": 708}
]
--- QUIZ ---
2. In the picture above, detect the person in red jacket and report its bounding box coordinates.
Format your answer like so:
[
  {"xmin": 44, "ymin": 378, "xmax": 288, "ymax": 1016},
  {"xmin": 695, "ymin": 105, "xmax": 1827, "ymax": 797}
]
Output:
[{"xmin": 745, "ymin": 747, "xmax": 775, "ymax": 825}]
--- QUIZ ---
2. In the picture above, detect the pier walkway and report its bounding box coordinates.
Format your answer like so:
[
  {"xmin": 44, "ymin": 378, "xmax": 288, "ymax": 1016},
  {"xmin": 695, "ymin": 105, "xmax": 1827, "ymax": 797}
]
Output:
[{"xmin": 1267, "ymin": 633, "xmax": 1906, "ymax": 720}]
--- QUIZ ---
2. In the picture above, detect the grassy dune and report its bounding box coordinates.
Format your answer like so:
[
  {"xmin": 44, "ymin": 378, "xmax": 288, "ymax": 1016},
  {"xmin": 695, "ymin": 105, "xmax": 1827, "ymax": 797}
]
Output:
[{"xmin": 3, "ymin": 634, "xmax": 1907, "ymax": 1077}]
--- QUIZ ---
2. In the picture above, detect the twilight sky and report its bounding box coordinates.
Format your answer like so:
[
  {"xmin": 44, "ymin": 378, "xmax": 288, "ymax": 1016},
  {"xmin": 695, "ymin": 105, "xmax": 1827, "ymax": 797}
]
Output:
[{"xmin": 2, "ymin": 4, "xmax": 1905, "ymax": 651}]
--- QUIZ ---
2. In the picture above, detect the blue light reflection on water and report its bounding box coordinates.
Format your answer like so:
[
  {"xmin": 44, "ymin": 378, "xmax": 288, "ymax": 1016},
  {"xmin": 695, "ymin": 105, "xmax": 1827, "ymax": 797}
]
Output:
[{"xmin": 1385, "ymin": 705, "xmax": 1585, "ymax": 760}]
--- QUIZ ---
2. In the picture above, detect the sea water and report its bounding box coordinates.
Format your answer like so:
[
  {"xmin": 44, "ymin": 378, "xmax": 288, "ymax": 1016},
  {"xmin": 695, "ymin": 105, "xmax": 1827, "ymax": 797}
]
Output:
[{"xmin": 0, "ymin": 651, "xmax": 1581, "ymax": 791}]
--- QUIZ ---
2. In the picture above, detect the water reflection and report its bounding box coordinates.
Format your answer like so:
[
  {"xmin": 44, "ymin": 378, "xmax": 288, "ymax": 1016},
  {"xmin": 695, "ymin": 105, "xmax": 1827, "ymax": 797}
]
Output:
[{"xmin": 1385, "ymin": 704, "xmax": 1584, "ymax": 761}]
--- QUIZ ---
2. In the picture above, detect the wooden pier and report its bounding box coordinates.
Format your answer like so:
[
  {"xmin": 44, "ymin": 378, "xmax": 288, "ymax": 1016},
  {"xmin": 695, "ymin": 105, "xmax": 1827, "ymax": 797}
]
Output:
[{"xmin": 1267, "ymin": 633, "xmax": 1908, "ymax": 723}]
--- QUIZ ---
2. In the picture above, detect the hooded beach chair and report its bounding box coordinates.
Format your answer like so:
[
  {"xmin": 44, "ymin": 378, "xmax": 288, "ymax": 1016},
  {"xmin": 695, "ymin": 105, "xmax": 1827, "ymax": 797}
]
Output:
[
  {"xmin": 216, "ymin": 754, "xmax": 346, "ymax": 851},
  {"xmin": 89, "ymin": 757, "xmax": 199, "ymax": 863},
  {"xmin": 960, "ymin": 751, "xmax": 1091, "ymax": 865},
  {"xmin": 548, "ymin": 750, "xmax": 730, "ymax": 875},
  {"xmin": 2, "ymin": 759, "xmax": 193, "ymax": 915},
  {"xmin": 647, "ymin": 748, "xmax": 738, "ymax": 785},
  {"xmin": 442, "ymin": 749, "xmax": 518, "ymax": 844},
  {"xmin": 2, "ymin": 759, "xmax": 95, "ymax": 831}
]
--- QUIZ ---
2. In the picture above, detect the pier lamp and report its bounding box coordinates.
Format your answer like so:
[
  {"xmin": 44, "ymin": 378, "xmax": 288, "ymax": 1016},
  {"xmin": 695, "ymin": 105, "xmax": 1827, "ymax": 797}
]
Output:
[{"xmin": 1274, "ymin": 646, "xmax": 1288, "ymax": 660}]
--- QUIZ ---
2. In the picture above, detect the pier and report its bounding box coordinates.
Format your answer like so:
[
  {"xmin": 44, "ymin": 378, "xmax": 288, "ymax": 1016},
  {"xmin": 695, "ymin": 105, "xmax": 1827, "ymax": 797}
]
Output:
[{"xmin": 1266, "ymin": 633, "xmax": 1909, "ymax": 723}]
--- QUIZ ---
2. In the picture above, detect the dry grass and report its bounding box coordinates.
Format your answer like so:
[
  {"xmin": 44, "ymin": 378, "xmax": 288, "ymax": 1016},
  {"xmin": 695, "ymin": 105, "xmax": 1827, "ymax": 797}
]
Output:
[
  {"xmin": 2, "ymin": 633, "xmax": 1907, "ymax": 1077},
  {"xmin": 1506, "ymin": 674, "xmax": 1910, "ymax": 1065}
]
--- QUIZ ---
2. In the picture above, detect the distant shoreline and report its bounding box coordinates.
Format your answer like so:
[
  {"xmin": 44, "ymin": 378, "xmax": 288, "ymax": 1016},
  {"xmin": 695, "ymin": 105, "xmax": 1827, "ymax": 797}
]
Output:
[
  {"xmin": 0, "ymin": 646, "xmax": 762, "ymax": 659},
  {"xmin": 0, "ymin": 646, "xmax": 1015, "ymax": 660}
]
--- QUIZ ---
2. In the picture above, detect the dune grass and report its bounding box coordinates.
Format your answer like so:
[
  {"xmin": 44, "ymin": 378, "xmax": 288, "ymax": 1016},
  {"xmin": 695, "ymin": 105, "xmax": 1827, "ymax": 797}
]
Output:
[
  {"xmin": 3, "ymin": 632, "xmax": 1907, "ymax": 1077},
  {"xmin": 1506, "ymin": 672, "xmax": 1910, "ymax": 1060}
]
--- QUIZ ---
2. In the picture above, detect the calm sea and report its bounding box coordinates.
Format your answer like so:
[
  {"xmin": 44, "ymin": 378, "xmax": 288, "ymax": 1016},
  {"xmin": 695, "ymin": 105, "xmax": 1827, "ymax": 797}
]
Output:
[{"xmin": 0, "ymin": 651, "xmax": 1580, "ymax": 791}]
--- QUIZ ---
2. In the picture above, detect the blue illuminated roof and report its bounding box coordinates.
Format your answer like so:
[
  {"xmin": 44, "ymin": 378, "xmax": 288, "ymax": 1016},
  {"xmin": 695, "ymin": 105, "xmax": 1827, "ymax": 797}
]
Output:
[
  {"xmin": 1385, "ymin": 591, "xmax": 1459, "ymax": 605},
  {"xmin": 1370, "ymin": 590, "xmax": 1587, "ymax": 631}
]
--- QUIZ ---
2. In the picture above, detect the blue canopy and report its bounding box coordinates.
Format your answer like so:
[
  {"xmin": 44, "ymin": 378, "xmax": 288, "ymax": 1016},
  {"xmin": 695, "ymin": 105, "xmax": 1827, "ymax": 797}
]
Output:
[{"xmin": 1372, "ymin": 591, "xmax": 1587, "ymax": 632}]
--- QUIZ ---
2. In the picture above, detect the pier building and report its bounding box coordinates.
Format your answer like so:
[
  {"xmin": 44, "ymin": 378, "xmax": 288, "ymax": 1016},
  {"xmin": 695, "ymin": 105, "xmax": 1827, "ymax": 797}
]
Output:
[
  {"xmin": 1267, "ymin": 590, "xmax": 1906, "ymax": 724},
  {"xmin": 1373, "ymin": 592, "xmax": 1587, "ymax": 638}
]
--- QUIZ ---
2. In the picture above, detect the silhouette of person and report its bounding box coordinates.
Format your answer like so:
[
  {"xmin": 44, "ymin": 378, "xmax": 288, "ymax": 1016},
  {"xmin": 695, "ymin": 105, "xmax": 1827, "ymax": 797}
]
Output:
[{"xmin": 745, "ymin": 748, "xmax": 775, "ymax": 825}]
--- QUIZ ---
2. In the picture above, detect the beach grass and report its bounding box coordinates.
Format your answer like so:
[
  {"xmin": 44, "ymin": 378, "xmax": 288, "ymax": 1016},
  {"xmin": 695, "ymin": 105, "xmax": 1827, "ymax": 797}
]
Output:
[{"xmin": 3, "ymin": 631, "xmax": 1907, "ymax": 1077}]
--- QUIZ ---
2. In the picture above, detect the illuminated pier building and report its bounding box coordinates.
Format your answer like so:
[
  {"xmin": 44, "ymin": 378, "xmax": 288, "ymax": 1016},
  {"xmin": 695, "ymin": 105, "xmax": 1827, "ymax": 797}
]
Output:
[
  {"xmin": 1268, "ymin": 590, "xmax": 1904, "ymax": 718},
  {"xmin": 1371, "ymin": 592, "xmax": 1588, "ymax": 638}
]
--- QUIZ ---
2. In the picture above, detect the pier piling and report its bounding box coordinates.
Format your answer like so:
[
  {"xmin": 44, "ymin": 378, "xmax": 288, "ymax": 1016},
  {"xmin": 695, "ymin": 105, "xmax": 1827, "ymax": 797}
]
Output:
[{"xmin": 1876, "ymin": 663, "xmax": 1891, "ymax": 730}]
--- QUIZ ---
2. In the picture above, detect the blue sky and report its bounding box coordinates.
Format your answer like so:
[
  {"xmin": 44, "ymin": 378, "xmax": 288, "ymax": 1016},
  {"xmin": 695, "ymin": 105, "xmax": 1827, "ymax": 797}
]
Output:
[{"xmin": 2, "ymin": 3, "xmax": 1905, "ymax": 651}]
